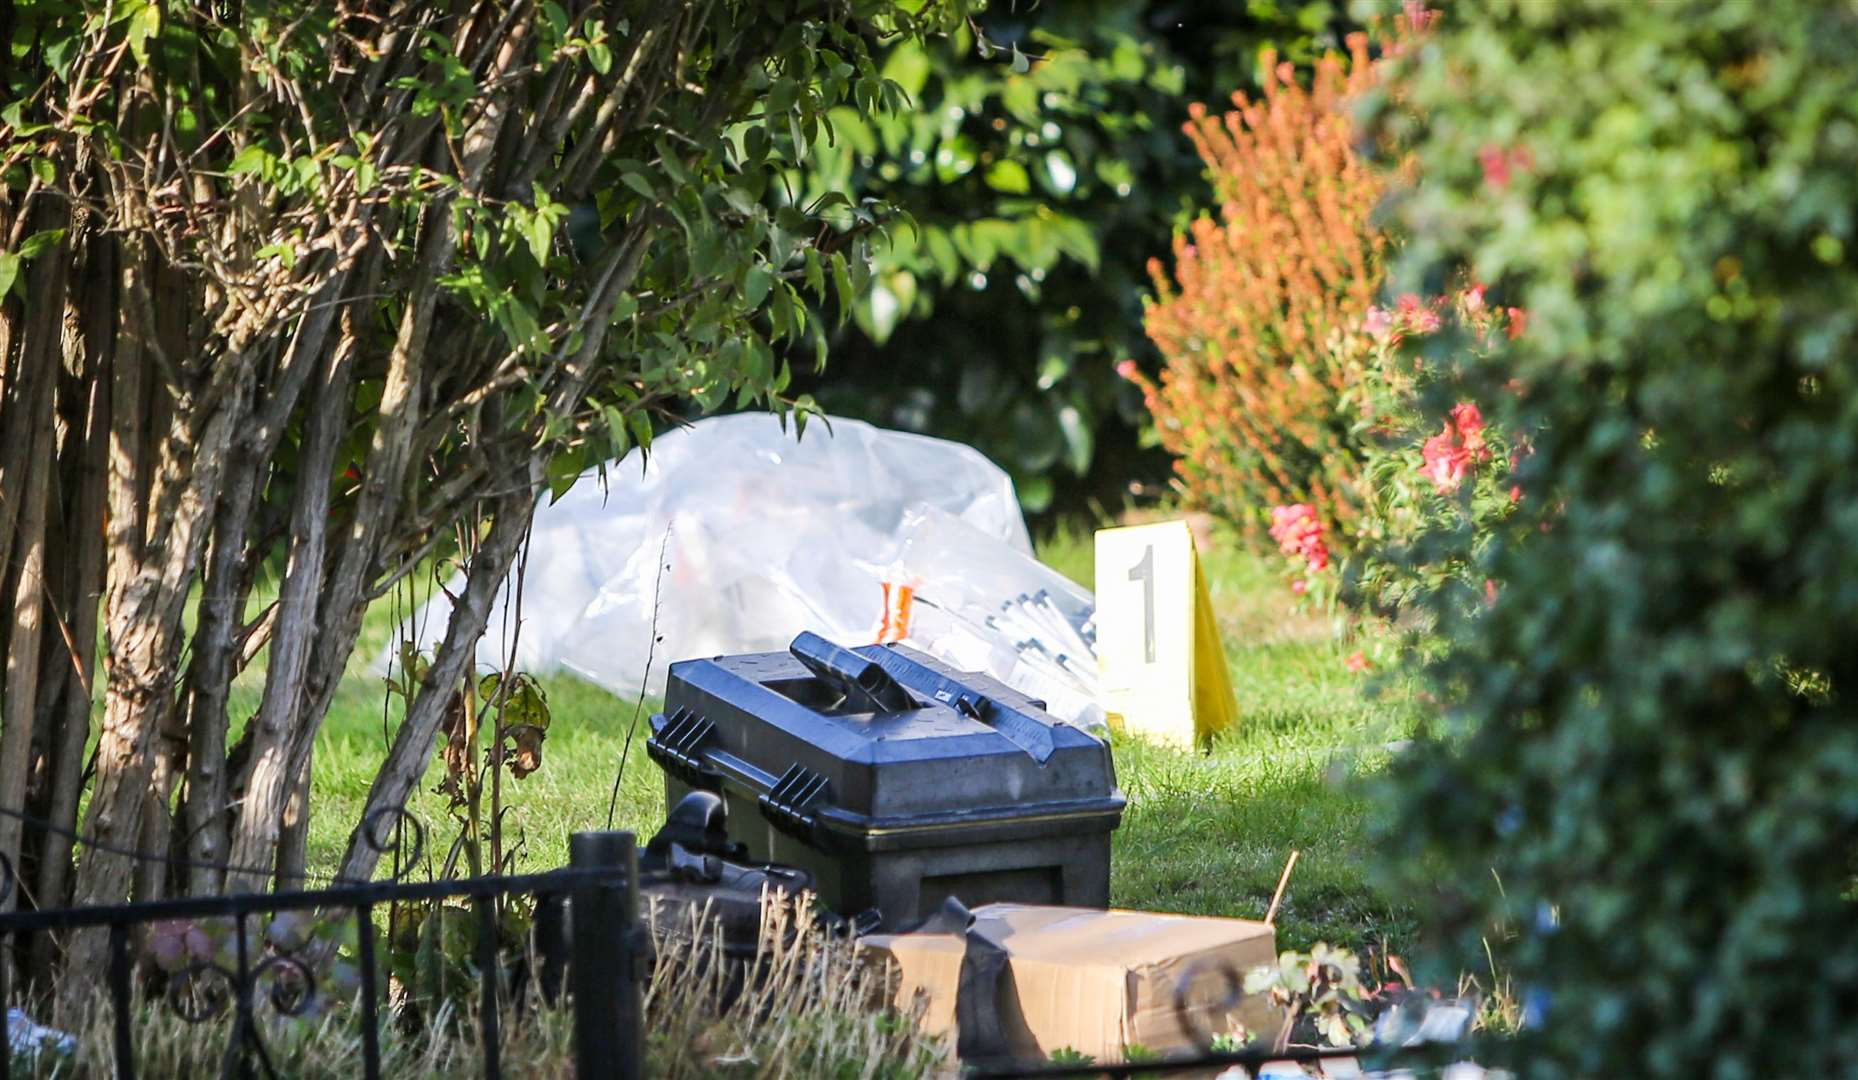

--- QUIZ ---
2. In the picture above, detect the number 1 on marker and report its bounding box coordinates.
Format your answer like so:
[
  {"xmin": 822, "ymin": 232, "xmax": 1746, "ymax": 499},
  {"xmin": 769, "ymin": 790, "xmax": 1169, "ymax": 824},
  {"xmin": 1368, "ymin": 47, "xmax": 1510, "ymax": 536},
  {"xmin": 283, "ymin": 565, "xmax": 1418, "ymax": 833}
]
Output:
[{"xmin": 1128, "ymin": 543, "xmax": 1155, "ymax": 664}]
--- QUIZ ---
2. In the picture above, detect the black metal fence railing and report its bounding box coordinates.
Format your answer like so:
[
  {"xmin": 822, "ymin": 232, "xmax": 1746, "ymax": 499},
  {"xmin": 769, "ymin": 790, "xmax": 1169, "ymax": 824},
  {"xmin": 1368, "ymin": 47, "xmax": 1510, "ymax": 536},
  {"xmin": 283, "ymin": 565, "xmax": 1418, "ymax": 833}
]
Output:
[
  {"xmin": 0, "ymin": 818, "xmax": 647, "ymax": 1080},
  {"xmin": 0, "ymin": 802, "xmax": 1477, "ymax": 1080}
]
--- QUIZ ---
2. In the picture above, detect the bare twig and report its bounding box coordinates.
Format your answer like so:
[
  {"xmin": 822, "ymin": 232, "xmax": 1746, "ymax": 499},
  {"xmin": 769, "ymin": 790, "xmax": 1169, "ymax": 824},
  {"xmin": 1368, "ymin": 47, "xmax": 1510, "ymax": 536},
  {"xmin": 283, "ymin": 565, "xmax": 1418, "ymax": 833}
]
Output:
[{"xmin": 1265, "ymin": 849, "xmax": 1301, "ymax": 925}]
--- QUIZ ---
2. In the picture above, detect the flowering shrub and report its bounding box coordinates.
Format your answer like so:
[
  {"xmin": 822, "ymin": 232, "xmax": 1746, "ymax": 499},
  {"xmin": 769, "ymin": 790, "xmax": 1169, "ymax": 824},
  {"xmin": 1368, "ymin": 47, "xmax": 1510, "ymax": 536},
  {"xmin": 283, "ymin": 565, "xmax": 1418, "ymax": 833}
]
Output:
[
  {"xmin": 1350, "ymin": 286, "xmax": 1527, "ymax": 617},
  {"xmin": 1126, "ymin": 29, "xmax": 1402, "ymax": 553},
  {"xmin": 1363, "ymin": 2, "xmax": 1858, "ymax": 1076}
]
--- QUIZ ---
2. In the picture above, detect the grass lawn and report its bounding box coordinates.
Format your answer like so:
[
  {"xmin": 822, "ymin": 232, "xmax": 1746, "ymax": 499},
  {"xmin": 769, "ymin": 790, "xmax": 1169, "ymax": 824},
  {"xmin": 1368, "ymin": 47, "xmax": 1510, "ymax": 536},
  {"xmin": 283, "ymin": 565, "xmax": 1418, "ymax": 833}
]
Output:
[{"xmin": 294, "ymin": 523, "xmax": 1420, "ymax": 956}]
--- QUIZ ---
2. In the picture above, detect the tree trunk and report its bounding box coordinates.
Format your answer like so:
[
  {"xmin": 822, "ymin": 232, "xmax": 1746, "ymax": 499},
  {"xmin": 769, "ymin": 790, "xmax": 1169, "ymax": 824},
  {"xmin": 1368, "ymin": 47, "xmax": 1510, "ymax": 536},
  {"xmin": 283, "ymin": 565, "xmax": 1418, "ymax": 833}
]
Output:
[
  {"xmin": 223, "ymin": 340, "xmax": 353, "ymax": 892},
  {"xmin": 0, "ymin": 225, "xmax": 72, "ymax": 912},
  {"xmin": 32, "ymin": 307, "xmax": 108, "ymax": 950},
  {"xmin": 275, "ymin": 746, "xmax": 313, "ymax": 886},
  {"xmin": 64, "ymin": 246, "xmax": 250, "ymax": 995},
  {"xmin": 338, "ymin": 485, "xmax": 535, "ymax": 884},
  {"xmin": 29, "ymin": 234, "xmax": 113, "ymax": 990},
  {"xmin": 178, "ymin": 438, "xmax": 257, "ymax": 897},
  {"xmin": 0, "ymin": 352, "xmax": 60, "ymax": 912},
  {"xmin": 181, "ymin": 253, "xmax": 355, "ymax": 896}
]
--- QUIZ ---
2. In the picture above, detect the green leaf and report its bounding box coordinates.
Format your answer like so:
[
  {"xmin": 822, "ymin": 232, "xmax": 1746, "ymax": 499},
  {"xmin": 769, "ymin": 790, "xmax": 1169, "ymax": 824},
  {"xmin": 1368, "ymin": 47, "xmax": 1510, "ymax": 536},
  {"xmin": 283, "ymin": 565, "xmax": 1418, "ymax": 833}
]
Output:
[
  {"xmin": 546, "ymin": 446, "xmax": 586, "ymax": 503},
  {"xmin": 792, "ymin": 394, "xmax": 820, "ymax": 439},
  {"xmin": 656, "ymin": 137, "xmax": 692, "ymax": 188},
  {"xmin": 856, "ymin": 272, "xmax": 915, "ymax": 344},
  {"xmin": 722, "ymin": 182, "xmax": 762, "ymax": 217},
  {"xmin": 254, "ymin": 242, "xmax": 298, "ymax": 269},
  {"xmin": 1010, "ymin": 45, "xmax": 1031, "ymax": 75},
  {"xmin": 880, "ymin": 44, "xmax": 930, "ymax": 101},
  {"xmin": 1017, "ymin": 473, "xmax": 1053, "ymax": 513},
  {"xmin": 29, "ymin": 157, "xmax": 54, "ymax": 186},
  {"xmin": 621, "ymin": 171, "xmax": 655, "ymax": 201},
  {"xmin": 603, "ymin": 407, "xmax": 633, "ymax": 460},
  {"xmin": 922, "ymin": 226, "xmax": 960, "ymax": 285},
  {"xmin": 126, "ymin": 2, "xmax": 161, "ymax": 67},
  {"xmin": 526, "ymin": 211, "xmax": 554, "ymax": 264},
  {"xmin": 744, "ymin": 125, "xmax": 770, "ymax": 166},
  {"xmin": 743, "ymin": 264, "xmax": 773, "ymax": 307},
  {"xmin": 768, "ymin": 224, "xmax": 797, "ymax": 270},
  {"xmin": 769, "ymin": 280, "xmax": 797, "ymax": 340},
  {"xmin": 983, "ymin": 159, "xmax": 1031, "ymax": 195},
  {"xmin": 228, "ymin": 145, "xmax": 272, "ymax": 177},
  {"xmin": 830, "ymin": 252, "xmax": 855, "ymax": 327},
  {"xmin": 0, "ymin": 253, "xmax": 18, "ymax": 298},
  {"xmin": 627, "ymin": 412, "xmax": 653, "ymax": 455},
  {"xmin": 587, "ymin": 39, "xmax": 613, "ymax": 75},
  {"xmin": 17, "ymin": 230, "xmax": 64, "ymax": 261},
  {"xmin": 789, "ymin": 113, "xmax": 809, "ymax": 160}
]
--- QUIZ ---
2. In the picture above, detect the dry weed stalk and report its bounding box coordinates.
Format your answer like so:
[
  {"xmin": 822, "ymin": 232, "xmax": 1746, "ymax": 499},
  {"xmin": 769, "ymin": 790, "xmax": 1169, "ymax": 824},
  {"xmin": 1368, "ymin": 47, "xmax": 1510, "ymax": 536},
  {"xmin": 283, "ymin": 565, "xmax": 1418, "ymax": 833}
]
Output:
[{"xmin": 18, "ymin": 894, "xmax": 942, "ymax": 1077}]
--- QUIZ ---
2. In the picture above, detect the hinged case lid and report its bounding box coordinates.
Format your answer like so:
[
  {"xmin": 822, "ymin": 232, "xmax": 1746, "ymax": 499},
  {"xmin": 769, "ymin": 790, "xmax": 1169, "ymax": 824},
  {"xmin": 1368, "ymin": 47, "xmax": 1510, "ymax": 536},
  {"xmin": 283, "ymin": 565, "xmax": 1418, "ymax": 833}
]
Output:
[{"xmin": 648, "ymin": 633, "xmax": 1124, "ymax": 849}]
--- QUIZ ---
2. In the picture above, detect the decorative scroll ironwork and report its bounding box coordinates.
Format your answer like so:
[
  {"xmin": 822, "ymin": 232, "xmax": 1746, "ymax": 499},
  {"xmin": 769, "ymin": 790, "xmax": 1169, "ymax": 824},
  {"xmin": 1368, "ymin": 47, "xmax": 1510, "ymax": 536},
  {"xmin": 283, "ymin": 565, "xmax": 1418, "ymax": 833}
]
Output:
[{"xmin": 0, "ymin": 809, "xmax": 644, "ymax": 1080}]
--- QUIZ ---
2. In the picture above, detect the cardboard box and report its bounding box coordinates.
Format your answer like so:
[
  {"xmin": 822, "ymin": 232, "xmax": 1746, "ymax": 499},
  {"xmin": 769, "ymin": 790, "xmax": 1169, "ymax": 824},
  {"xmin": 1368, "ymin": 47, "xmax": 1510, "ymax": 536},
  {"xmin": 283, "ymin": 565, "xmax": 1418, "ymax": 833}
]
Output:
[{"xmin": 860, "ymin": 903, "xmax": 1279, "ymax": 1063}]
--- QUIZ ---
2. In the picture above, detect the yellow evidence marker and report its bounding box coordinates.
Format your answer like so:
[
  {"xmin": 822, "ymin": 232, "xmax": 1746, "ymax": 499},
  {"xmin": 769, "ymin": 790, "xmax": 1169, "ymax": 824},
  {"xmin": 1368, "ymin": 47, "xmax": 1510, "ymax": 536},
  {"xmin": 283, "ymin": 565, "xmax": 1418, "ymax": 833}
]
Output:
[{"xmin": 1093, "ymin": 520, "xmax": 1239, "ymax": 750}]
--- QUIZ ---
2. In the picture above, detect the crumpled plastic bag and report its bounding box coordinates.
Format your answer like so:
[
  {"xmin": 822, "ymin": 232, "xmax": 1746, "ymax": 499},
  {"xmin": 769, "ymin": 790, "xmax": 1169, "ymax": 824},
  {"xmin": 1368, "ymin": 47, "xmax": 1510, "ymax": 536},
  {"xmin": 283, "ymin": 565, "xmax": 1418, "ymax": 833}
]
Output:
[
  {"xmin": 9, "ymin": 1008, "xmax": 74, "ymax": 1059},
  {"xmin": 385, "ymin": 413, "xmax": 1102, "ymax": 725}
]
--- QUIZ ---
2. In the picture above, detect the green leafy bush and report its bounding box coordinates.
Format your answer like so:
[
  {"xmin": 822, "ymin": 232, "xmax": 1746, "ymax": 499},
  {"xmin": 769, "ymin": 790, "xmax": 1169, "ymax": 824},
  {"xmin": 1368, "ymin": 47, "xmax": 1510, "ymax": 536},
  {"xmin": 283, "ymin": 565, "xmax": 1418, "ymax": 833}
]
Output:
[
  {"xmin": 795, "ymin": 1, "xmax": 1348, "ymax": 512},
  {"xmin": 1363, "ymin": 1, "xmax": 1858, "ymax": 1075}
]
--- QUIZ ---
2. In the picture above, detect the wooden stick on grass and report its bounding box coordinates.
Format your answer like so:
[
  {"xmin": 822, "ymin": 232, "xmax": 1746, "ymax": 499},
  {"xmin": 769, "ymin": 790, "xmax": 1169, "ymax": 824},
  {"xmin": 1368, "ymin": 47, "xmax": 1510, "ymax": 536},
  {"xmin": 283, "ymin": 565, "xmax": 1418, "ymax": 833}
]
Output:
[{"xmin": 1265, "ymin": 850, "xmax": 1300, "ymax": 925}]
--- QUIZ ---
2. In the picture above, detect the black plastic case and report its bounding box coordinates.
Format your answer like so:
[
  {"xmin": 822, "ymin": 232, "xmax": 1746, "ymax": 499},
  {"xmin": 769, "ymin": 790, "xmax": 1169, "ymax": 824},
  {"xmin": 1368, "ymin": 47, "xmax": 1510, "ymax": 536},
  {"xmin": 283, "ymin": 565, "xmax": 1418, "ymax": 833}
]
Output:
[{"xmin": 647, "ymin": 632, "xmax": 1125, "ymax": 929}]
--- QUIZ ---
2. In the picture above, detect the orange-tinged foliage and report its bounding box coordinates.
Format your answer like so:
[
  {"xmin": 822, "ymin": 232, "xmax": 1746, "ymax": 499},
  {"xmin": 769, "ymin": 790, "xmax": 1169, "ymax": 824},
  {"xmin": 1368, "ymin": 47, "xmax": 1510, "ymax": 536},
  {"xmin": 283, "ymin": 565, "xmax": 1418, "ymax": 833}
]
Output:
[{"xmin": 1131, "ymin": 33, "xmax": 1393, "ymax": 549}]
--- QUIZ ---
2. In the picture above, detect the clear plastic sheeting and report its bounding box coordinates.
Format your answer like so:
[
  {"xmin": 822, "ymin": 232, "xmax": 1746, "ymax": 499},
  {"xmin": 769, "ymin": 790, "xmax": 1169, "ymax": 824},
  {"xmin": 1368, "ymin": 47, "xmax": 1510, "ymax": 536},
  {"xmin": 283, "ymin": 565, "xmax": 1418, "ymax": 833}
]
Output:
[{"xmin": 385, "ymin": 413, "xmax": 1102, "ymax": 726}]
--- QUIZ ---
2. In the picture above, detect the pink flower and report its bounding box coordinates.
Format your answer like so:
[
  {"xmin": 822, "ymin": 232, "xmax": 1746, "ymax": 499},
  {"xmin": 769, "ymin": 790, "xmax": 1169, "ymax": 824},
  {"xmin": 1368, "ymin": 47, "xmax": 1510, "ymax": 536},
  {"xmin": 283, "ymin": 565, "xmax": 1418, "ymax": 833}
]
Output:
[
  {"xmin": 1115, "ymin": 359, "xmax": 1139, "ymax": 381},
  {"xmin": 1483, "ymin": 579, "xmax": 1499, "ymax": 607},
  {"xmin": 1268, "ymin": 504, "xmax": 1318, "ymax": 555},
  {"xmin": 1480, "ymin": 145, "xmax": 1533, "ymax": 191},
  {"xmin": 1420, "ymin": 402, "xmax": 1496, "ymax": 493},
  {"xmin": 1403, "ymin": 1, "xmax": 1440, "ymax": 33},
  {"xmin": 1505, "ymin": 307, "xmax": 1529, "ymax": 340},
  {"xmin": 1479, "ymin": 145, "xmax": 1512, "ymax": 190},
  {"xmin": 1268, "ymin": 504, "xmax": 1331, "ymax": 574},
  {"xmin": 1461, "ymin": 283, "xmax": 1487, "ymax": 314},
  {"xmin": 1450, "ymin": 402, "xmax": 1484, "ymax": 445},
  {"xmin": 1363, "ymin": 306, "xmax": 1394, "ymax": 339},
  {"xmin": 1394, "ymin": 293, "xmax": 1441, "ymax": 335},
  {"xmin": 1345, "ymin": 650, "xmax": 1371, "ymax": 673},
  {"xmin": 1422, "ymin": 424, "xmax": 1471, "ymax": 493},
  {"xmin": 1291, "ymin": 578, "xmax": 1309, "ymax": 595},
  {"xmin": 1450, "ymin": 402, "xmax": 1491, "ymax": 462},
  {"xmin": 1509, "ymin": 484, "xmax": 1523, "ymax": 504}
]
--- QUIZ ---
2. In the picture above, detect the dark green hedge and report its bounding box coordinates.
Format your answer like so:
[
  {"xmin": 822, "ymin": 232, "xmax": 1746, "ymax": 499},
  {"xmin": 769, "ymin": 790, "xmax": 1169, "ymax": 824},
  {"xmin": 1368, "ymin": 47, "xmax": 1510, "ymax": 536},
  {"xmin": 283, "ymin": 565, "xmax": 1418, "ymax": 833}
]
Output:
[{"xmin": 1367, "ymin": 1, "xmax": 1858, "ymax": 1075}]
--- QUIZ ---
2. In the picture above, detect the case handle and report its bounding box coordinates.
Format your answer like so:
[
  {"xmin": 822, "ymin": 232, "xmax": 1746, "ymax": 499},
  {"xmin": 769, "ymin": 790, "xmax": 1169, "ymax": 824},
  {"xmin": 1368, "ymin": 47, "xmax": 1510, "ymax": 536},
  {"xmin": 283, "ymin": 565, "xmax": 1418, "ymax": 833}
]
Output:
[{"xmin": 788, "ymin": 631, "xmax": 917, "ymax": 714}]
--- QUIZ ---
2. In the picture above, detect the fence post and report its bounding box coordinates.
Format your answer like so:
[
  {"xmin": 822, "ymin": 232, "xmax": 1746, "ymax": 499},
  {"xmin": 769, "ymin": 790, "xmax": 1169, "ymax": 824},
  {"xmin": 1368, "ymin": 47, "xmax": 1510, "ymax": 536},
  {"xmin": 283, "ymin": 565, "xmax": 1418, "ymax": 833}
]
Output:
[{"xmin": 570, "ymin": 830, "xmax": 642, "ymax": 1080}]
